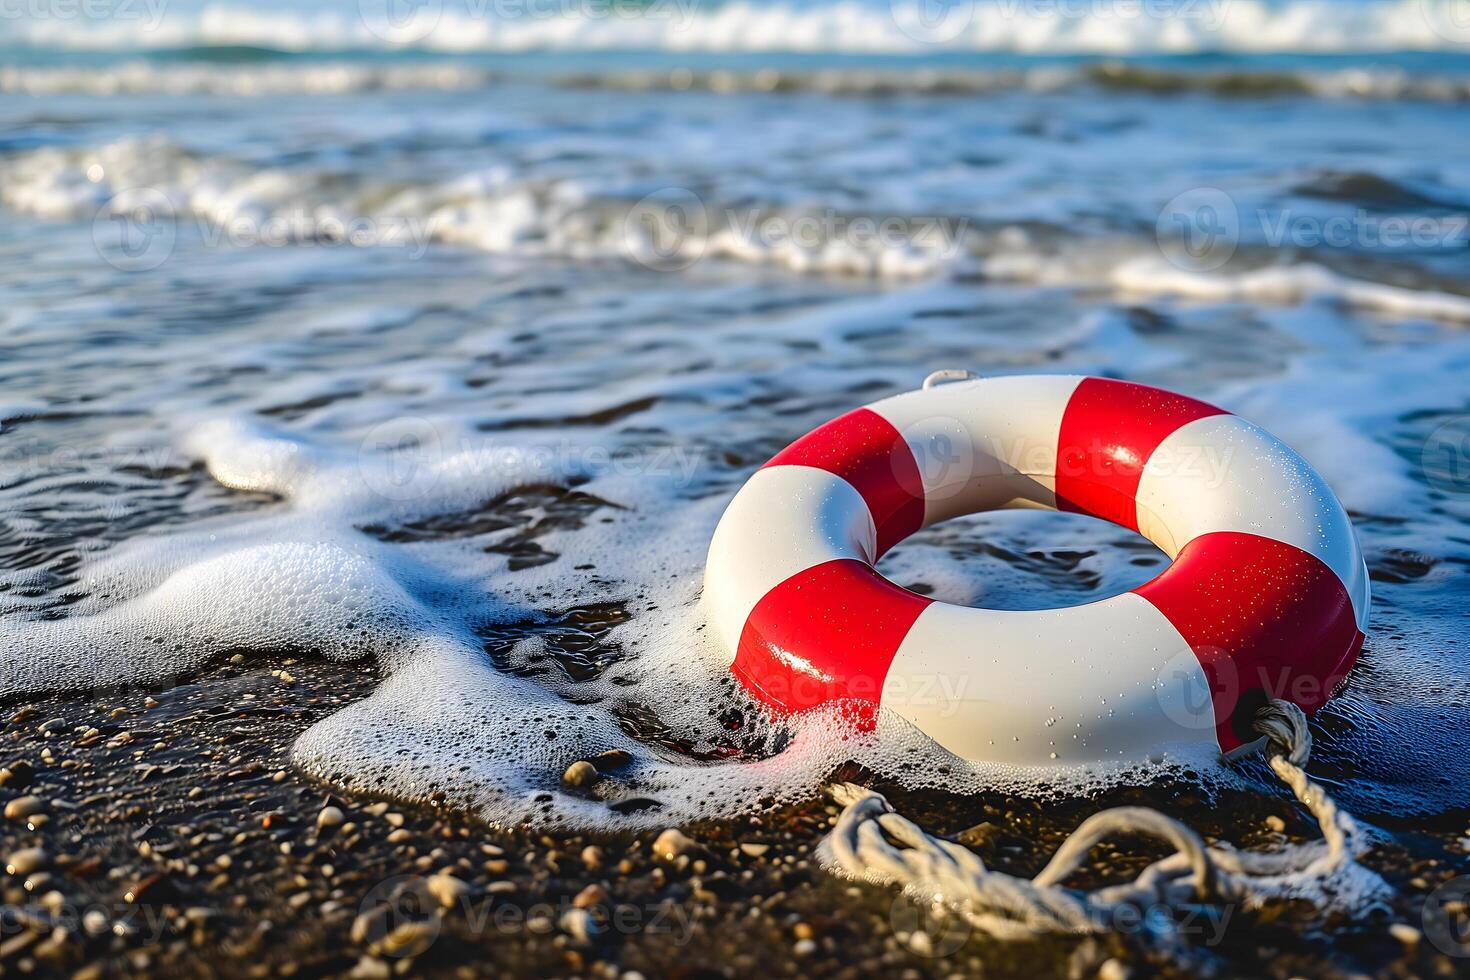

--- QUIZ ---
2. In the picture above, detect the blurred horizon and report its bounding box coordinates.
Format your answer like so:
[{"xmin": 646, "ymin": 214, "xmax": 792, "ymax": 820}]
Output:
[{"xmin": 3, "ymin": 0, "xmax": 1470, "ymax": 59}]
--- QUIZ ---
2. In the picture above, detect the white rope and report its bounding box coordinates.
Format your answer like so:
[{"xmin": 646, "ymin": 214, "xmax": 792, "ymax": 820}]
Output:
[{"xmin": 818, "ymin": 699, "xmax": 1390, "ymax": 945}]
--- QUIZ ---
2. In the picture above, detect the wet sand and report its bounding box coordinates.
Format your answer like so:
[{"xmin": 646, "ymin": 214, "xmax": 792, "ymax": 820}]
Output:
[{"xmin": 4, "ymin": 652, "xmax": 1467, "ymax": 978}]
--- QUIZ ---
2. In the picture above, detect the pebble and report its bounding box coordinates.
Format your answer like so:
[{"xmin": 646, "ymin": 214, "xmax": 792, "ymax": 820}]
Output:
[
  {"xmin": 1, "ymin": 932, "xmax": 38, "ymax": 958},
  {"xmin": 426, "ymin": 873, "xmax": 470, "ymax": 910},
  {"xmin": 739, "ymin": 843, "xmax": 770, "ymax": 858},
  {"xmin": 5, "ymin": 848, "xmax": 50, "ymax": 876},
  {"xmin": 82, "ymin": 910, "xmax": 110, "ymax": 938},
  {"xmin": 349, "ymin": 956, "xmax": 391, "ymax": 980},
  {"xmin": 573, "ymin": 884, "xmax": 608, "ymax": 909},
  {"xmin": 350, "ymin": 907, "xmax": 388, "ymax": 946},
  {"xmin": 316, "ymin": 806, "xmax": 345, "ymax": 832},
  {"xmin": 652, "ymin": 828, "xmax": 695, "ymax": 861},
  {"xmin": 793, "ymin": 938, "xmax": 818, "ymax": 956},
  {"xmin": 1264, "ymin": 815, "xmax": 1286, "ymax": 833},
  {"xmin": 560, "ymin": 907, "xmax": 599, "ymax": 944},
  {"xmin": 1099, "ymin": 959, "xmax": 1131, "ymax": 980},
  {"xmin": 376, "ymin": 921, "xmax": 434, "ymax": 958},
  {"xmin": 5, "ymin": 795, "xmax": 44, "ymax": 821},
  {"xmin": 561, "ymin": 760, "xmax": 598, "ymax": 789},
  {"xmin": 386, "ymin": 829, "xmax": 412, "ymax": 844},
  {"xmin": 581, "ymin": 845, "xmax": 606, "ymax": 870},
  {"xmin": 1389, "ymin": 923, "xmax": 1421, "ymax": 946}
]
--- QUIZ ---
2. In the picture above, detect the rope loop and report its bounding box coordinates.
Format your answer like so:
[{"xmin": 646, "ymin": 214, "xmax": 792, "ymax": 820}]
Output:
[{"xmin": 817, "ymin": 698, "xmax": 1388, "ymax": 949}]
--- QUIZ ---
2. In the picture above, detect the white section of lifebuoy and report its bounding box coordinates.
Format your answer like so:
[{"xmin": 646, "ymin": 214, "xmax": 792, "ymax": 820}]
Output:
[
  {"xmin": 866, "ymin": 374, "xmax": 1082, "ymax": 525},
  {"xmin": 880, "ymin": 593, "xmax": 1210, "ymax": 764}
]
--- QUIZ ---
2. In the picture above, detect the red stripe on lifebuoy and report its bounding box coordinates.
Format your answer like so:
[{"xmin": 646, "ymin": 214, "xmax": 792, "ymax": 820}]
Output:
[
  {"xmin": 1055, "ymin": 378, "xmax": 1225, "ymax": 531},
  {"xmin": 762, "ymin": 408, "xmax": 925, "ymax": 557},
  {"xmin": 731, "ymin": 558, "xmax": 934, "ymax": 721},
  {"xmin": 1134, "ymin": 531, "xmax": 1364, "ymax": 751}
]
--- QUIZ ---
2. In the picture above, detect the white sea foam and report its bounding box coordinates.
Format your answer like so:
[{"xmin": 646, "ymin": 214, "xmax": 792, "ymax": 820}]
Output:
[
  {"xmin": 5, "ymin": 136, "xmax": 1468, "ymax": 315},
  {"xmin": 8, "ymin": 0, "xmax": 1470, "ymax": 55},
  {"xmin": 0, "ymin": 62, "xmax": 499, "ymax": 97}
]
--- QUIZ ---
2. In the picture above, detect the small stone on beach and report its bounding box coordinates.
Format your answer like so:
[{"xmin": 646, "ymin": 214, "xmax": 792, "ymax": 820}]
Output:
[
  {"xmin": 561, "ymin": 760, "xmax": 598, "ymax": 789},
  {"xmin": 652, "ymin": 828, "xmax": 694, "ymax": 861},
  {"xmin": 1389, "ymin": 923, "xmax": 1421, "ymax": 946},
  {"xmin": 426, "ymin": 873, "xmax": 470, "ymax": 909},
  {"xmin": 5, "ymin": 795, "xmax": 44, "ymax": 821},
  {"xmin": 5, "ymin": 848, "xmax": 50, "ymax": 876}
]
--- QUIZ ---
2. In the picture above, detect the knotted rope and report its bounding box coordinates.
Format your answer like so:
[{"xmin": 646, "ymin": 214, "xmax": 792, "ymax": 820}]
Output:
[{"xmin": 818, "ymin": 699, "xmax": 1388, "ymax": 944}]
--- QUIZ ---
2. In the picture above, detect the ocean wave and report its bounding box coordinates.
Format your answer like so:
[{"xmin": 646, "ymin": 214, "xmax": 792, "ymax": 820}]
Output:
[
  {"xmin": 559, "ymin": 62, "xmax": 1470, "ymax": 100},
  {"xmin": 5, "ymin": 59, "xmax": 1469, "ymax": 102},
  {"xmin": 4, "ymin": 136, "xmax": 1469, "ymax": 318},
  {"xmin": 0, "ymin": 61, "xmax": 499, "ymax": 96},
  {"xmin": 6, "ymin": 0, "xmax": 1470, "ymax": 55}
]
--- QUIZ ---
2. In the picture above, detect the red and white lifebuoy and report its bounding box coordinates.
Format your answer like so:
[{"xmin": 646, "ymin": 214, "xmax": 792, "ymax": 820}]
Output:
[{"xmin": 704, "ymin": 374, "xmax": 1369, "ymax": 765}]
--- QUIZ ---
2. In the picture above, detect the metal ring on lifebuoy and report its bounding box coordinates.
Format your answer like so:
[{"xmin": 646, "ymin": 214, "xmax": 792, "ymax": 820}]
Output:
[{"xmin": 703, "ymin": 374, "xmax": 1369, "ymax": 765}]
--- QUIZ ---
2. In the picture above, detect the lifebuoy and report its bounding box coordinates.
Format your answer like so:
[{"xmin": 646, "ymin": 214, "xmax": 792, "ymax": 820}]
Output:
[{"xmin": 704, "ymin": 374, "xmax": 1369, "ymax": 766}]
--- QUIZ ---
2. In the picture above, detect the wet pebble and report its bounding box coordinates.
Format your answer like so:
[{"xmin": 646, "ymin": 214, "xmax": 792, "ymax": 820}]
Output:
[
  {"xmin": 561, "ymin": 761, "xmax": 598, "ymax": 789},
  {"xmin": 652, "ymin": 828, "xmax": 694, "ymax": 861},
  {"xmin": 375, "ymin": 921, "xmax": 434, "ymax": 958},
  {"xmin": 5, "ymin": 848, "xmax": 50, "ymax": 876},
  {"xmin": 349, "ymin": 955, "xmax": 391, "ymax": 979},
  {"xmin": 316, "ymin": 806, "xmax": 345, "ymax": 832},
  {"xmin": 560, "ymin": 907, "xmax": 598, "ymax": 944},
  {"xmin": 573, "ymin": 883, "xmax": 608, "ymax": 909},
  {"xmin": 1389, "ymin": 923, "xmax": 1421, "ymax": 946},
  {"xmin": 5, "ymin": 795, "xmax": 44, "ymax": 821},
  {"xmin": 426, "ymin": 873, "xmax": 470, "ymax": 909}
]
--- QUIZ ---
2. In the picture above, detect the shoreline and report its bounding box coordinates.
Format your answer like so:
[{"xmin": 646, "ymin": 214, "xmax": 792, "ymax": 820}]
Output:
[{"xmin": 3, "ymin": 654, "xmax": 1465, "ymax": 978}]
